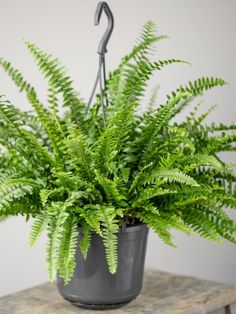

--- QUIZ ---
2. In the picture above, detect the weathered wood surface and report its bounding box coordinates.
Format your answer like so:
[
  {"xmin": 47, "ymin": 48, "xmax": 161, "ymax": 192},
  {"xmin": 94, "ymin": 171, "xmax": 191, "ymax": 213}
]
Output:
[{"xmin": 1, "ymin": 270, "xmax": 236, "ymax": 314}]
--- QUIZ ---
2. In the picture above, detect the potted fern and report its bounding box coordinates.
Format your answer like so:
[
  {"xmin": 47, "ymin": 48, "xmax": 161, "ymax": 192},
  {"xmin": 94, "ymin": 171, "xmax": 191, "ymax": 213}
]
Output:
[{"xmin": 0, "ymin": 20, "xmax": 236, "ymax": 309}]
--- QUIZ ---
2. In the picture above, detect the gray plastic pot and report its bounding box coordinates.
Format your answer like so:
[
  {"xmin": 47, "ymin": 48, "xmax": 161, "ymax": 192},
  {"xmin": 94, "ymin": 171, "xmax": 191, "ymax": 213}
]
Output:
[{"xmin": 57, "ymin": 223, "xmax": 149, "ymax": 309}]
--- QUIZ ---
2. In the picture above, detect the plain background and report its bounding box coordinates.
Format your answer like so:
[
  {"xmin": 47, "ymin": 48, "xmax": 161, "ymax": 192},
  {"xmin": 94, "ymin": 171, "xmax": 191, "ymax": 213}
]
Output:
[{"xmin": 0, "ymin": 0, "xmax": 236, "ymax": 297}]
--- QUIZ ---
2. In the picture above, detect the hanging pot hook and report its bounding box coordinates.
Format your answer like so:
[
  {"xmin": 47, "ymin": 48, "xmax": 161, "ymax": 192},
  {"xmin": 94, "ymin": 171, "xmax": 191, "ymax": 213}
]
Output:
[
  {"xmin": 95, "ymin": 2, "xmax": 114, "ymax": 55},
  {"xmin": 85, "ymin": 2, "xmax": 114, "ymax": 126}
]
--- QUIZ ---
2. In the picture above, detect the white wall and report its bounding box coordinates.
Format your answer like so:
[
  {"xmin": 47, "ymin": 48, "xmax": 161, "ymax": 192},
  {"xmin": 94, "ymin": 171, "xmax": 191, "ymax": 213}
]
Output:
[{"xmin": 0, "ymin": 0, "xmax": 236, "ymax": 297}]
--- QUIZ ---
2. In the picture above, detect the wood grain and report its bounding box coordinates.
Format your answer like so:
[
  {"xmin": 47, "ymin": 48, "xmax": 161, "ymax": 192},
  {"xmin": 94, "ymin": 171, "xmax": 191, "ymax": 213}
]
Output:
[{"xmin": 1, "ymin": 270, "xmax": 236, "ymax": 314}]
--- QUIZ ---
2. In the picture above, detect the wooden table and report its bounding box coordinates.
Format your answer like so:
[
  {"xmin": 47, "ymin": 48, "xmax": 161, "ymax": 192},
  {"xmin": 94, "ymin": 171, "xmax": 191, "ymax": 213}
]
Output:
[{"xmin": 1, "ymin": 270, "xmax": 236, "ymax": 314}]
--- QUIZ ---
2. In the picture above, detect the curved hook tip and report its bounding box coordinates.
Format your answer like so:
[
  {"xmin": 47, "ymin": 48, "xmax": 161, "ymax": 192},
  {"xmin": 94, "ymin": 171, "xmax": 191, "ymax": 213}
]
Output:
[
  {"xmin": 94, "ymin": 2, "xmax": 104, "ymax": 25},
  {"xmin": 94, "ymin": 2, "xmax": 113, "ymax": 26},
  {"xmin": 94, "ymin": 1, "xmax": 114, "ymax": 55}
]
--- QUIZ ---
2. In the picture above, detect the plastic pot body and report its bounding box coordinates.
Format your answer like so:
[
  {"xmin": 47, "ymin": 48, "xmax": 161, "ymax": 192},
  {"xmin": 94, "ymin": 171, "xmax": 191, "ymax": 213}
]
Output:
[{"xmin": 57, "ymin": 223, "xmax": 149, "ymax": 309}]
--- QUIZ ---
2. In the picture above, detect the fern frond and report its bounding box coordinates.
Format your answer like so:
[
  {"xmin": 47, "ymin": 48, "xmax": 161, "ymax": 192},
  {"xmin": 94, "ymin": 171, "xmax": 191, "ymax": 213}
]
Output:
[
  {"xmin": 40, "ymin": 188, "xmax": 64, "ymax": 207},
  {"xmin": 28, "ymin": 213, "xmax": 48, "ymax": 247},
  {"xmin": 57, "ymin": 216, "xmax": 78, "ymax": 283},
  {"xmin": 27, "ymin": 92, "xmax": 65, "ymax": 166},
  {"xmin": 147, "ymin": 85, "xmax": 159, "ymax": 112},
  {"xmin": 46, "ymin": 210, "xmax": 68, "ymax": 282},
  {"xmin": 208, "ymin": 133, "xmax": 236, "ymax": 153},
  {"xmin": 78, "ymin": 206, "xmax": 102, "ymax": 235},
  {"xmin": 0, "ymin": 99, "xmax": 54, "ymax": 166},
  {"xmin": 129, "ymin": 162, "xmax": 154, "ymax": 193},
  {"xmin": 0, "ymin": 58, "xmax": 75, "ymax": 167},
  {"xmin": 167, "ymin": 77, "xmax": 226, "ymax": 99},
  {"xmin": 107, "ymin": 21, "xmax": 164, "ymax": 104},
  {"xmin": 94, "ymin": 102, "xmax": 135, "ymax": 174},
  {"xmin": 208, "ymin": 122, "xmax": 236, "ymax": 132},
  {"xmin": 98, "ymin": 206, "xmax": 119, "ymax": 274},
  {"xmin": 20, "ymin": 128, "xmax": 55, "ymax": 165},
  {"xmin": 184, "ymin": 154, "xmax": 223, "ymax": 172},
  {"xmin": 182, "ymin": 206, "xmax": 222, "ymax": 242},
  {"xmin": 93, "ymin": 126, "xmax": 119, "ymax": 174},
  {"xmin": 113, "ymin": 59, "xmax": 190, "ymax": 114},
  {"xmin": 125, "ymin": 20, "xmax": 162, "ymax": 62},
  {"xmin": 95, "ymin": 170, "xmax": 127, "ymax": 206},
  {"xmin": 192, "ymin": 104, "xmax": 218, "ymax": 125},
  {"xmin": 65, "ymin": 125, "xmax": 93, "ymax": 179},
  {"xmin": 99, "ymin": 60, "xmax": 189, "ymax": 175},
  {"xmin": 138, "ymin": 211, "xmax": 175, "ymax": 247},
  {"xmin": 162, "ymin": 214, "xmax": 194, "ymax": 235},
  {"xmin": 145, "ymin": 77, "xmax": 226, "ymax": 140},
  {"xmin": 0, "ymin": 200, "xmax": 38, "ymax": 218},
  {"xmin": 79, "ymin": 225, "xmax": 92, "ymax": 259},
  {"xmin": 48, "ymin": 86, "xmax": 59, "ymax": 113},
  {"xmin": 139, "ymin": 91, "xmax": 191, "ymax": 162},
  {"xmin": 143, "ymin": 168, "xmax": 199, "ymax": 187},
  {"xmin": 0, "ymin": 178, "xmax": 36, "ymax": 213},
  {"xmin": 133, "ymin": 187, "xmax": 177, "ymax": 206},
  {"xmin": 0, "ymin": 58, "xmax": 36, "ymax": 94},
  {"xmin": 24, "ymin": 41, "xmax": 85, "ymax": 128},
  {"xmin": 0, "ymin": 96, "xmax": 24, "ymax": 129}
]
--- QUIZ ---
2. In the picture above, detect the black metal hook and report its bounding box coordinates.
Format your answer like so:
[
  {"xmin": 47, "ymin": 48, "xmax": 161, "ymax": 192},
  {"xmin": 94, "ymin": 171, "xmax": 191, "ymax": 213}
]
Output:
[
  {"xmin": 85, "ymin": 2, "xmax": 114, "ymax": 126},
  {"xmin": 95, "ymin": 2, "xmax": 114, "ymax": 55}
]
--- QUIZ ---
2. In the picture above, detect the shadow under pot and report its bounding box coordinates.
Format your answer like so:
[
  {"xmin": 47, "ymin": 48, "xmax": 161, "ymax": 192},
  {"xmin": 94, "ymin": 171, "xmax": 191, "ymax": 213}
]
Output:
[{"xmin": 57, "ymin": 223, "xmax": 149, "ymax": 310}]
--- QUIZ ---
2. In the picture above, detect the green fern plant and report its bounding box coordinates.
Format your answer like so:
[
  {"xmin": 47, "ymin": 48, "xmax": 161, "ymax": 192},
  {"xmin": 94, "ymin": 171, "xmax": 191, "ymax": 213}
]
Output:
[{"xmin": 0, "ymin": 21, "xmax": 235, "ymax": 283}]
